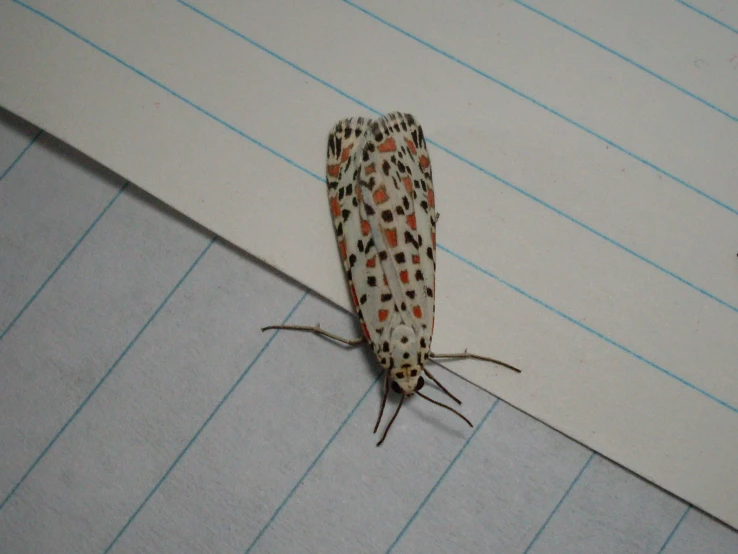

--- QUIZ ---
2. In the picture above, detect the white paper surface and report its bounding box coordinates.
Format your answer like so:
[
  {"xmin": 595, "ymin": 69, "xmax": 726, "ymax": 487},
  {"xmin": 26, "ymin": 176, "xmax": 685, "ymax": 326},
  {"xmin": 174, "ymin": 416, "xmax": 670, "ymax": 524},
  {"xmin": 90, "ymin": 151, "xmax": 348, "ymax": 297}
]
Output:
[{"xmin": 1, "ymin": 0, "xmax": 737, "ymax": 530}]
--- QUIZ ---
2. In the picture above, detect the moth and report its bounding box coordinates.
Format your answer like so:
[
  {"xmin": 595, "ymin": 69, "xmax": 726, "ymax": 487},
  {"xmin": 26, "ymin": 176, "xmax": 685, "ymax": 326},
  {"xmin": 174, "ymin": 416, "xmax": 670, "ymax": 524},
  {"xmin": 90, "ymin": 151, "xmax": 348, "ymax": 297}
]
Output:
[{"xmin": 264, "ymin": 112, "xmax": 520, "ymax": 445}]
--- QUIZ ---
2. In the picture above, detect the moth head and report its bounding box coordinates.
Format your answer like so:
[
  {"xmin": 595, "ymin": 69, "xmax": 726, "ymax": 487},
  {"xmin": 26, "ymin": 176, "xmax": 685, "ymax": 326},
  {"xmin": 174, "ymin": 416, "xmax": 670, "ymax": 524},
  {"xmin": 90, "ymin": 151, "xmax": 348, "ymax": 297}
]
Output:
[
  {"xmin": 390, "ymin": 366, "xmax": 424, "ymax": 396},
  {"xmin": 376, "ymin": 364, "xmax": 471, "ymax": 447}
]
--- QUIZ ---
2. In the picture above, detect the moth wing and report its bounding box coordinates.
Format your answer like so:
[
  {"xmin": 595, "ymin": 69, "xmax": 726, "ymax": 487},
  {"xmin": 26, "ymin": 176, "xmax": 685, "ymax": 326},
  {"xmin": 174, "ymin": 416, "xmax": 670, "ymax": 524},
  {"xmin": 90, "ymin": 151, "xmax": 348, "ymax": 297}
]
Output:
[
  {"xmin": 326, "ymin": 117, "xmax": 396, "ymax": 363},
  {"xmin": 359, "ymin": 113, "xmax": 437, "ymax": 357}
]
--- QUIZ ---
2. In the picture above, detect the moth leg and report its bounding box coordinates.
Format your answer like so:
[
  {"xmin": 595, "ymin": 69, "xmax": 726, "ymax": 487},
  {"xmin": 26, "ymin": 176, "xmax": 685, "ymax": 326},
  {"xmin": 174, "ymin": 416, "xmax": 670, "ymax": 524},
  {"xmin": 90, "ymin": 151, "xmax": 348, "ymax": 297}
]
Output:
[
  {"xmin": 416, "ymin": 392, "xmax": 472, "ymax": 428},
  {"xmin": 376, "ymin": 394, "xmax": 404, "ymax": 447},
  {"xmin": 429, "ymin": 350, "xmax": 521, "ymax": 373},
  {"xmin": 261, "ymin": 323, "xmax": 365, "ymax": 347},
  {"xmin": 422, "ymin": 367, "xmax": 462, "ymax": 405},
  {"xmin": 373, "ymin": 371, "xmax": 392, "ymax": 434}
]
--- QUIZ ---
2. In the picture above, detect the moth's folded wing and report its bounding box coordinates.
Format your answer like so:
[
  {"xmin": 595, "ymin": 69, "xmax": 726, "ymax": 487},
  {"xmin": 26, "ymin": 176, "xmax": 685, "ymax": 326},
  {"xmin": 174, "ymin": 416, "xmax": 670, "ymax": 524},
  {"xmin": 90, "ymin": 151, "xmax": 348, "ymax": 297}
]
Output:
[
  {"xmin": 327, "ymin": 117, "xmax": 392, "ymax": 354},
  {"xmin": 360, "ymin": 113, "xmax": 437, "ymax": 351}
]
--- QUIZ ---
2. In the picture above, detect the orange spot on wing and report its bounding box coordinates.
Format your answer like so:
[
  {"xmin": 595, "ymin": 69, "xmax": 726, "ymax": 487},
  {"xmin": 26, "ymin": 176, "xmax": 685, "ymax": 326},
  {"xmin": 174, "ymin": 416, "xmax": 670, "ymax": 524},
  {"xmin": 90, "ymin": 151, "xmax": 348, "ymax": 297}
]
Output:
[
  {"xmin": 378, "ymin": 309, "xmax": 389, "ymax": 322},
  {"xmin": 361, "ymin": 219, "xmax": 371, "ymax": 236},
  {"xmin": 383, "ymin": 275, "xmax": 389, "ymax": 286},
  {"xmin": 327, "ymin": 164, "xmax": 340, "ymax": 177},
  {"xmin": 361, "ymin": 321, "xmax": 371, "ymax": 340},
  {"xmin": 330, "ymin": 196, "xmax": 340, "ymax": 217},
  {"xmin": 341, "ymin": 146, "xmax": 352, "ymax": 162},
  {"xmin": 428, "ymin": 188, "xmax": 435, "ymax": 207},
  {"xmin": 404, "ymin": 137, "xmax": 417, "ymax": 155},
  {"xmin": 419, "ymin": 155, "xmax": 430, "ymax": 169},
  {"xmin": 413, "ymin": 306, "xmax": 423, "ymax": 319},
  {"xmin": 407, "ymin": 214, "xmax": 416, "ymax": 230},
  {"xmin": 402, "ymin": 176, "xmax": 412, "ymax": 193},
  {"xmin": 366, "ymin": 256, "xmax": 376, "ymax": 268},
  {"xmin": 400, "ymin": 270, "xmax": 409, "ymax": 284},
  {"xmin": 383, "ymin": 228, "xmax": 398, "ymax": 248},
  {"xmin": 373, "ymin": 186, "xmax": 389, "ymax": 205},
  {"xmin": 339, "ymin": 239, "xmax": 347, "ymax": 261},
  {"xmin": 365, "ymin": 163, "xmax": 376, "ymax": 175},
  {"xmin": 350, "ymin": 284, "xmax": 359, "ymax": 307},
  {"xmin": 377, "ymin": 137, "xmax": 397, "ymax": 153},
  {"xmin": 412, "ymin": 255, "xmax": 420, "ymax": 264},
  {"xmin": 431, "ymin": 230, "xmax": 436, "ymax": 249}
]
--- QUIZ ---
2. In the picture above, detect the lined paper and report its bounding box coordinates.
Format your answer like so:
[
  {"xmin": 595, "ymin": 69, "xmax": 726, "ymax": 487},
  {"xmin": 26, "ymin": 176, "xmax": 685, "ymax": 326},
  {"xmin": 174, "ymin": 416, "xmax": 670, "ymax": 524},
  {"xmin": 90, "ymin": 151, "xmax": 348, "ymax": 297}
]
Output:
[{"xmin": 1, "ymin": 0, "xmax": 737, "ymax": 545}]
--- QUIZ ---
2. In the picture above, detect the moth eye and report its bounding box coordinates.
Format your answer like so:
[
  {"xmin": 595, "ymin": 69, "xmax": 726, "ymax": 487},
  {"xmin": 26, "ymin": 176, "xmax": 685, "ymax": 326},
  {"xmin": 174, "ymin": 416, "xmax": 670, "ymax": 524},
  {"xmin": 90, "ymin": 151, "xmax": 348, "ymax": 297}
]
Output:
[
  {"xmin": 415, "ymin": 376, "xmax": 425, "ymax": 391},
  {"xmin": 391, "ymin": 381, "xmax": 402, "ymax": 394}
]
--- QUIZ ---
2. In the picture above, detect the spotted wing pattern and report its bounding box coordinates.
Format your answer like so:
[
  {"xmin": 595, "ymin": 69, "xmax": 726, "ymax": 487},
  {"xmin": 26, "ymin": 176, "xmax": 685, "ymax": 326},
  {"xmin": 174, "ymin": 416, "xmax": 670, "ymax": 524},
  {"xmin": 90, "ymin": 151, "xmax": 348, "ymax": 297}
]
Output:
[{"xmin": 326, "ymin": 113, "xmax": 437, "ymax": 370}]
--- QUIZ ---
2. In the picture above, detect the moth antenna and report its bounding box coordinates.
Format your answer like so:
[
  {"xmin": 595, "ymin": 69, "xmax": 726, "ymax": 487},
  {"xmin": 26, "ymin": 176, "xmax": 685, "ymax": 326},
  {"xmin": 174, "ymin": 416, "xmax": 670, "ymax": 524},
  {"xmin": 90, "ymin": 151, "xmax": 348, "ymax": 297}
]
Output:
[
  {"xmin": 430, "ymin": 351, "xmax": 521, "ymax": 373},
  {"xmin": 376, "ymin": 395, "xmax": 404, "ymax": 446},
  {"xmin": 260, "ymin": 323, "xmax": 364, "ymax": 347},
  {"xmin": 416, "ymin": 391, "xmax": 473, "ymax": 428},
  {"xmin": 374, "ymin": 372, "xmax": 392, "ymax": 434},
  {"xmin": 422, "ymin": 367, "xmax": 462, "ymax": 405}
]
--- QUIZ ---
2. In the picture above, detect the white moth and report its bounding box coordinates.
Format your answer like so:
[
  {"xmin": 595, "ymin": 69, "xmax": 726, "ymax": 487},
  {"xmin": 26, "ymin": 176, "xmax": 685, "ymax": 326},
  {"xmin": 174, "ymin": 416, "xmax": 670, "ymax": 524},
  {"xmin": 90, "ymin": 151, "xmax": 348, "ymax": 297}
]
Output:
[{"xmin": 265, "ymin": 113, "xmax": 520, "ymax": 445}]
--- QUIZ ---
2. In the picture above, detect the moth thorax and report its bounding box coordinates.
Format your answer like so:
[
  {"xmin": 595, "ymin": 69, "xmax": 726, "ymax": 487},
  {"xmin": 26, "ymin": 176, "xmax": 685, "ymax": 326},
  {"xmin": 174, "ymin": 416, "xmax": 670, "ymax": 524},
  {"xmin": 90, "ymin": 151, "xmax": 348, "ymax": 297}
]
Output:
[{"xmin": 389, "ymin": 324, "xmax": 424, "ymax": 395}]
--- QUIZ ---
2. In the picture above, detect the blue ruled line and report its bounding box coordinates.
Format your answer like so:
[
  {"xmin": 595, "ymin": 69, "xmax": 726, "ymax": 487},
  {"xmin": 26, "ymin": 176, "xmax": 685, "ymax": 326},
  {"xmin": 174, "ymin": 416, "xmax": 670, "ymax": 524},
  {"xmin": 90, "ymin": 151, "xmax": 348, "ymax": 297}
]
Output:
[
  {"xmin": 10, "ymin": 2, "xmax": 320, "ymax": 183},
  {"xmin": 659, "ymin": 506, "xmax": 691, "ymax": 552},
  {"xmin": 0, "ymin": 237, "xmax": 216, "ymax": 513},
  {"xmin": 0, "ymin": 182, "xmax": 129, "ymax": 341},
  {"xmin": 105, "ymin": 290, "xmax": 310, "ymax": 553},
  {"xmin": 513, "ymin": 0, "xmax": 737, "ymax": 122},
  {"xmin": 524, "ymin": 452, "xmax": 596, "ymax": 553},
  {"xmin": 438, "ymin": 243, "xmax": 738, "ymax": 415},
  {"xmin": 676, "ymin": 0, "xmax": 738, "ymax": 35},
  {"xmin": 0, "ymin": 130, "xmax": 42, "ymax": 181},
  {"xmin": 343, "ymin": 0, "xmax": 738, "ymax": 217},
  {"xmin": 386, "ymin": 398, "xmax": 501, "ymax": 553},
  {"xmin": 244, "ymin": 372, "xmax": 382, "ymax": 553}
]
